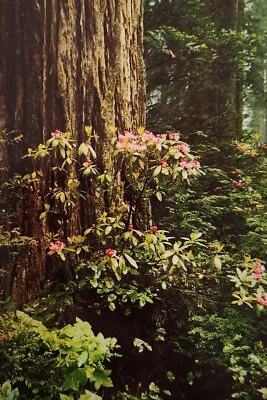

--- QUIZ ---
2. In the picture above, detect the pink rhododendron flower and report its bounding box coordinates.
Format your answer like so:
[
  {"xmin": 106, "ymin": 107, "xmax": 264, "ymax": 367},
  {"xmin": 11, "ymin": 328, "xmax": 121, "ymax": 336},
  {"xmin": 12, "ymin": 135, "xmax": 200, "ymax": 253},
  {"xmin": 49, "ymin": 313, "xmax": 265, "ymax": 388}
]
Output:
[
  {"xmin": 179, "ymin": 159, "xmax": 200, "ymax": 170},
  {"xmin": 143, "ymin": 130, "xmax": 154, "ymax": 139},
  {"xmin": 233, "ymin": 179, "xmax": 245, "ymax": 188},
  {"xmin": 83, "ymin": 159, "xmax": 93, "ymax": 167},
  {"xmin": 191, "ymin": 160, "xmax": 201, "ymax": 169},
  {"xmin": 116, "ymin": 134, "xmax": 128, "ymax": 150},
  {"xmin": 117, "ymin": 129, "xmax": 166, "ymax": 153},
  {"xmin": 257, "ymin": 293, "xmax": 267, "ymax": 307},
  {"xmin": 253, "ymin": 260, "xmax": 265, "ymax": 274},
  {"xmin": 128, "ymin": 224, "xmax": 133, "ymax": 231},
  {"xmin": 142, "ymin": 131, "xmax": 158, "ymax": 145},
  {"xmin": 252, "ymin": 273, "xmax": 262, "ymax": 283},
  {"xmin": 159, "ymin": 158, "xmax": 168, "ymax": 168},
  {"xmin": 179, "ymin": 159, "xmax": 190, "ymax": 169},
  {"xmin": 128, "ymin": 142, "xmax": 147, "ymax": 153},
  {"xmin": 258, "ymin": 143, "xmax": 267, "ymax": 150},
  {"xmin": 175, "ymin": 142, "xmax": 190, "ymax": 153},
  {"xmin": 51, "ymin": 130, "xmax": 63, "ymax": 138},
  {"xmin": 105, "ymin": 248, "xmax": 117, "ymax": 258},
  {"xmin": 49, "ymin": 240, "xmax": 64, "ymax": 252},
  {"xmin": 116, "ymin": 131, "xmax": 147, "ymax": 153},
  {"xmin": 118, "ymin": 134, "xmax": 126, "ymax": 142},
  {"xmin": 150, "ymin": 225, "xmax": 158, "ymax": 233},
  {"xmin": 152, "ymin": 134, "xmax": 164, "ymax": 145},
  {"xmin": 252, "ymin": 261, "xmax": 265, "ymax": 283}
]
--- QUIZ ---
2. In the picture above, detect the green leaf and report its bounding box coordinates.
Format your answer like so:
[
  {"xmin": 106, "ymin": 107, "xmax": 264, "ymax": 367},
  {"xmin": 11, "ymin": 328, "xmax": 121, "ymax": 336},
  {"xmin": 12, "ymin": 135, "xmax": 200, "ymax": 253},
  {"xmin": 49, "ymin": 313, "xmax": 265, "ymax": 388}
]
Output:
[
  {"xmin": 166, "ymin": 371, "xmax": 176, "ymax": 382},
  {"xmin": 88, "ymin": 144, "xmax": 97, "ymax": 159},
  {"xmin": 93, "ymin": 369, "xmax": 113, "ymax": 390},
  {"xmin": 59, "ymin": 252, "xmax": 66, "ymax": 261},
  {"xmin": 60, "ymin": 192, "xmax": 66, "ymax": 203},
  {"xmin": 59, "ymin": 145, "xmax": 66, "ymax": 159},
  {"xmin": 163, "ymin": 390, "xmax": 172, "ymax": 396},
  {"xmin": 182, "ymin": 169, "xmax": 188, "ymax": 179},
  {"xmin": 162, "ymin": 250, "xmax": 174, "ymax": 259},
  {"xmin": 60, "ymin": 395, "xmax": 74, "ymax": 400},
  {"xmin": 111, "ymin": 258, "xmax": 120, "ymax": 280},
  {"xmin": 258, "ymin": 388, "xmax": 267, "ymax": 399},
  {"xmin": 156, "ymin": 191, "xmax": 163, "ymax": 201},
  {"xmin": 153, "ymin": 165, "xmax": 162, "ymax": 177},
  {"xmin": 213, "ymin": 256, "xmax": 222, "ymax": 271},
  {"xmin": 85, "ymin": 125, "xmax": 92, "ymax": 136},
  {"xmin": 82, "ymin": 167, "xmax": 91, "ymax": 176},
  {"xmin": 190, "ymin": 232, "xmax": 202, "ymax": 241},
  {"xmin": 109, "ymin": 302, "xmax": 116, "ymax": 311},
  {"xmin": 79, "ymin": 390, "xmax": 102, "ymax": 400},
  {"xmin": 62, "ymin": 368, "xmax": 88, "ymax": 391},
  {"xmin": 84, "ymin": 365, "xmax": 95, "ymax": 381},
  {"xmin": 124, "ymin": 253, "xmax": 138, "ymax": 268},
  {"xmin": 78, "ymin": 143, "xmax": 89, "ymax": 156},
  {"xmin": 78, "ymin": 351, "xmax": 88, "ymax": 367},
  {"xmin": 172, "ymin": 254, "xmax": 179, "ymax": 265},
  {"xmin": 104, "ymin": 226, "xmax": 112, "ymax": 235},
  {"xmin": 161, "ymin": 281, "xmax": 167, "ymax": 289},
  {"xmin": 52, "ymin": 139, "xmax": 59, "ymax": 147},
  {"xmin": 133, "ymin": 337, "xmax": 152, "ymax": 352},
  {"xmin": 1, "ymin": 381, "xmax": 11, "ymax": 396},
  {"xmin": 149, "ymin": 382, "xmax": 160, "ymax": 393},
  {"xmin": 119, "ymin": 256, "xmax": 127, "ymax": 274},
  {"xmin": 138, "ymin": 158, "xmax": 145, "ymax": 169},
  {"xmin": 39, "ymin": 212, "xmax": 47, "ymax": 220}
]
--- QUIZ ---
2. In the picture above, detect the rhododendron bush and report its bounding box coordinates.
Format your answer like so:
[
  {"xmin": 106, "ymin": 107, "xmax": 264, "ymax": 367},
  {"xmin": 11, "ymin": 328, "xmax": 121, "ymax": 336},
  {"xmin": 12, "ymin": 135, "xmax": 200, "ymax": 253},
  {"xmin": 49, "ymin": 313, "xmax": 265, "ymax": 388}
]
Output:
[
  {"xmin": 1, "ymin": 125, "xmax": 266, "ymax": 400},
  {"xmin": 23, "ymin": 126, "xmax": 267, "ymax": 317},
  {"xmin": 23, "ymin": 128, "xmax": 213, "ymax": 315}
]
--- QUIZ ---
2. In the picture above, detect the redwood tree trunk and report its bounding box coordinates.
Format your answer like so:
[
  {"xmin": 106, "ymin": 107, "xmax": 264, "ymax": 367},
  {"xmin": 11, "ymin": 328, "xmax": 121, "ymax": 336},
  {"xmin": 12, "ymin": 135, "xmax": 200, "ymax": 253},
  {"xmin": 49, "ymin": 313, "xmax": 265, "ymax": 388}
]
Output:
[
  {"xmin": 211, "ymin": 0, "xmax": 243, "ymax": 142},
  {"xmin": 0, "ymin": 0, "xmax": 145, "ymax": 303}
]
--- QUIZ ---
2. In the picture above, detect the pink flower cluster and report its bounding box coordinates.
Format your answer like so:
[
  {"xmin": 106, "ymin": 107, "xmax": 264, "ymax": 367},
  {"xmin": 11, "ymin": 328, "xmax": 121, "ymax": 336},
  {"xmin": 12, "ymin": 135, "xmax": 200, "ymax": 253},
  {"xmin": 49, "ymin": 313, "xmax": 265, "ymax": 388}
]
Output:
[
  {"xmin": 252, "ymin": 260, "xmax": 265, "ymax": 283},
  {"xmin": 175, "ymin": 142, "xmax": 190, "ymax": 154},
  {"xmin": 105, "ymin": 248, "xmax": 117, "ymax": 258},
  {"xmin": 233, "ymin": 179, "xmax": 245, "ymax": 188},
  {"xmin": 49, "ymin": 240, "xmax": 64, "ymax": 252},
  {"xmin": 179, "ymin": 159, "xmax": 200, "ymax": 170},
  {"xmin": 159, "ymin": 158, "xmax": 168, "ymax": 168},
  {"xmin": 116, "ymin": 130, "xmax": 164, "ymax": 154},
  {"xmin": 257, "ymin": 293, "xmax": 267, "ymax": 307},
  {"xmin": 116, "ymin": 129, "xmax": 201, "ymax": 177},
  {"xmin": 83, "ymin": 158, "xmax": 93, "ymax": 167},
  {"xmin": 150, "ymin": 225, "xmax": 158, "ymax": 233},
  {"xmin": 258, "ymin": 143, "xmax": 267, "ymax": 151},
  {"xmin": 51, "ymin": 130, "xmax": 63, "ymax": 138}
]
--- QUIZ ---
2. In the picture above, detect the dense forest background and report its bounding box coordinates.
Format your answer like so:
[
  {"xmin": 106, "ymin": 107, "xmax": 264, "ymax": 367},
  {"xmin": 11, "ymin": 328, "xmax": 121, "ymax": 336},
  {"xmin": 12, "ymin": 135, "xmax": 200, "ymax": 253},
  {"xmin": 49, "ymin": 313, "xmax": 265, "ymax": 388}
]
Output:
[{"xmin": 0, "ymin": 0, "xmax": 266, "ymax": 399}]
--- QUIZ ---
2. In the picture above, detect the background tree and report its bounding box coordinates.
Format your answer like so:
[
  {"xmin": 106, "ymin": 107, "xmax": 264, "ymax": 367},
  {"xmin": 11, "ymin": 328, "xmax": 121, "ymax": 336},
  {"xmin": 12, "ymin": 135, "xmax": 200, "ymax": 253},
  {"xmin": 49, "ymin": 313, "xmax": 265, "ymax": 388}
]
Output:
[{"xmin": 143, "ymin": 0, "xmax": 267, "ymax": 398}]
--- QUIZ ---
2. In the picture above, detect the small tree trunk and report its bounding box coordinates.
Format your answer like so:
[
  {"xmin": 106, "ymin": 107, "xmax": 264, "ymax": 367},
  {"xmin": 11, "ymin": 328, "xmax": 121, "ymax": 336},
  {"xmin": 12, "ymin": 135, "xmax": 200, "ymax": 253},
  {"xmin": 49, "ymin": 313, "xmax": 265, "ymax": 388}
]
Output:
[{"xmin": 211, "ymin": 0, "xmax": 243, "ymax": 143}]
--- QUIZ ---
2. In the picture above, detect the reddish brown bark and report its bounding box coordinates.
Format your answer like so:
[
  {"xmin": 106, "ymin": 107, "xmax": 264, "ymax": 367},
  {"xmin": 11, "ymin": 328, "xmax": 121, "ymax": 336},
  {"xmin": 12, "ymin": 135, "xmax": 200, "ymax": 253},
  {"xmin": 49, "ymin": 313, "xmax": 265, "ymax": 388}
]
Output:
[{"xmin": 0, "ymin": 0, "xmax": 146, "ymax": 303}]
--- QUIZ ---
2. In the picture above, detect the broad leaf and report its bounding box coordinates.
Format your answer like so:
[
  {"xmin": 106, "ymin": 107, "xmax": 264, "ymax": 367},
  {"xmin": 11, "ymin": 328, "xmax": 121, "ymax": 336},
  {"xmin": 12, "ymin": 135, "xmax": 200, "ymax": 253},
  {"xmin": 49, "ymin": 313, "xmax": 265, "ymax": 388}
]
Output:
[{"xmin": 93, "ymin": 369, "xmax": 113, "ymax": 390}]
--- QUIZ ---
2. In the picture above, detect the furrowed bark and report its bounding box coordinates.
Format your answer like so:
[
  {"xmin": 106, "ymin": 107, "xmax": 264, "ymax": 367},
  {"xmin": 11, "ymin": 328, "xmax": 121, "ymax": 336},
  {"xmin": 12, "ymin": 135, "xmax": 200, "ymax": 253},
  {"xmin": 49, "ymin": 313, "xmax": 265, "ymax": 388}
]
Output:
[{"xmin": 0, "ymin": 0, "xmax": 146, "ymax": 303}]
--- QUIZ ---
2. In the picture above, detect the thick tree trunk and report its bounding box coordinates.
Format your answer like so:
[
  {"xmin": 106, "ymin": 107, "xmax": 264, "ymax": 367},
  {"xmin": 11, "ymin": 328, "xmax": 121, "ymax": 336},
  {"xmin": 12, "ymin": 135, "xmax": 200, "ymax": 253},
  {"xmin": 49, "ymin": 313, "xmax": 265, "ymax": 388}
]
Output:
[{"xmin": 0, "ymin": 0, "xmax": 145, "ymax": 303}]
